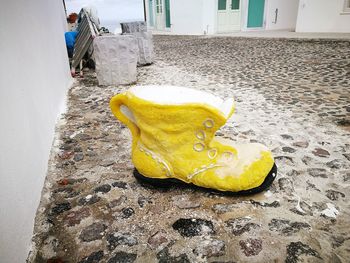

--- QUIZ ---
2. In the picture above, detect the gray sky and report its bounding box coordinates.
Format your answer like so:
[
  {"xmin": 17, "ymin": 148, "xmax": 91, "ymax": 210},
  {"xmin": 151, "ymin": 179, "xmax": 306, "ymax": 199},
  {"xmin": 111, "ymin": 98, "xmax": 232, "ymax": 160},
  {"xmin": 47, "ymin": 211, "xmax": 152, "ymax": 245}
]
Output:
[{"xmin": 65, "ymin": 0, "xmax": 144, "ymax": 22}]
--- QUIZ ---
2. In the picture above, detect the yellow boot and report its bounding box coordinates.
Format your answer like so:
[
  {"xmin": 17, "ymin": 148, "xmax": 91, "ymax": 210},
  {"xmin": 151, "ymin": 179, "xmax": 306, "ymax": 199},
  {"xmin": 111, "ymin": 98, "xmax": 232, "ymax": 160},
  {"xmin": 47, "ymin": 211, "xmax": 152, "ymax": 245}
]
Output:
[{"xmin": 110, "ymin": 86, "xmax": 277, "ymax": 195}]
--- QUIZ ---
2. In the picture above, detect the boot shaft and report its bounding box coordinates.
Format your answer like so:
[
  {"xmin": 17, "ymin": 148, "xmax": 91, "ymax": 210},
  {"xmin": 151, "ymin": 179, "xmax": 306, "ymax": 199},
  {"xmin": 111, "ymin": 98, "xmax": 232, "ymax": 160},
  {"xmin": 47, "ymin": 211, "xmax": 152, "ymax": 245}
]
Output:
[{"xmin": 111, "ymin": 86, "xmax": 234, "ymax": 155}]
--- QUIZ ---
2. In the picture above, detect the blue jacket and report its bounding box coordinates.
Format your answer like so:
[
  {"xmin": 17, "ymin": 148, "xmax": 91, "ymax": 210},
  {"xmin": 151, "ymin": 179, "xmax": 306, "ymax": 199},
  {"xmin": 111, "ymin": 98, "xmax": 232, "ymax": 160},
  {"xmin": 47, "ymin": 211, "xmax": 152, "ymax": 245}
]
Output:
[{"xmin": 65, "ymin": 31, "xmax": 78, "ymax": 50}]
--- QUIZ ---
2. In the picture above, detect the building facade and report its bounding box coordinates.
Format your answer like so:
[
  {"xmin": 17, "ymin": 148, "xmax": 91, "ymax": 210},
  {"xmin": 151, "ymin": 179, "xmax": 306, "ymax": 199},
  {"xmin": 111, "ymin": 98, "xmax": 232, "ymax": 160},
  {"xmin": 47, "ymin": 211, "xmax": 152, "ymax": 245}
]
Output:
[
  {"xmin": 145, "ymin": 0, "xmax": 350, "ymax": 35},
  {"xmin": 296, "ymin": 0, "xmax": 350, "ymax": 33}
]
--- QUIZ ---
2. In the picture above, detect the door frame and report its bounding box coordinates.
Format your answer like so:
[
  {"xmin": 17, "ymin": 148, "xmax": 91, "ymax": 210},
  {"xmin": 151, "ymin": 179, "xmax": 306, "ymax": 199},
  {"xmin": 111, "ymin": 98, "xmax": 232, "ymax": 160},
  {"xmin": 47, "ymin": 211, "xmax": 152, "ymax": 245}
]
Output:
[
  {"xmin": 216, "ymin": 0, "xmax": 242, "ymax": 33},
  {"xmin": 244, "ymin": 0, "xmax": 267, "ymax": 31},
  {"xmin": 154, "ymin": 0, "xmax": 171, "ymax": 31},
  {"xmin": 147, "ymin": 0, "xmax": 155, "ymax": 28}
]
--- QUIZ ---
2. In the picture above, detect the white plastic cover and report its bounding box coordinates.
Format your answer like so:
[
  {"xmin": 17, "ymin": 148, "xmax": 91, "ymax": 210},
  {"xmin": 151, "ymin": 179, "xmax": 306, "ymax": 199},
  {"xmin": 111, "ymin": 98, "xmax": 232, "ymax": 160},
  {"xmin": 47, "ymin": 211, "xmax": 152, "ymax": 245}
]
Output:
[
  {"xmin": 134, "ymin": 31, "xmax": 154, "ymax": 66},
  {"xmin": 121, "ymin": 21, "xmax": 147, "ymax": 33},
  {"xmin": 93, "ymin": 35, "xmax": 138, "ymax": 86}
]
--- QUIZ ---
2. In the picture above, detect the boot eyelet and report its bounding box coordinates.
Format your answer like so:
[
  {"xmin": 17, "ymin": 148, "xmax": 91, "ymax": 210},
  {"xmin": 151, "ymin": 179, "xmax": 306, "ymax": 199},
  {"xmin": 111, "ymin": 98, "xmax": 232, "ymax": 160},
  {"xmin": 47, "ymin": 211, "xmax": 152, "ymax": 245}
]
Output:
[
  {"xmin": 208, "ymin": 148, "xmax": 218, "ymax": 159},
  {"xmin": 222, "ymin": 151, "xmax": 234, "ymax": 161},
  {"xmin": 203, "ymin": 119, "xmax": 214, "ymax": 129},
  {"xmin": 196, "ymin": 130, "xmax": 206, "ymax": 140},
  {"xmin": 193, "ymin": 142, "xmax": 205, "ymax": 152}
]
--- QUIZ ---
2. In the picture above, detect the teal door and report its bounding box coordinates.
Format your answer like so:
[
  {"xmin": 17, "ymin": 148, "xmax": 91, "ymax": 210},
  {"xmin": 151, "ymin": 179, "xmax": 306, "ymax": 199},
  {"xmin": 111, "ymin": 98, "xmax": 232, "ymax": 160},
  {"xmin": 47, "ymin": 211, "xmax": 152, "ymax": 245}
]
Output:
[
  {"xmin": 165, "ymin": 0, "xmax": 171, "ymax": 28},
  {"xmin": 247, "ymin": 0, "xmax": 265, "ymax": 28}
]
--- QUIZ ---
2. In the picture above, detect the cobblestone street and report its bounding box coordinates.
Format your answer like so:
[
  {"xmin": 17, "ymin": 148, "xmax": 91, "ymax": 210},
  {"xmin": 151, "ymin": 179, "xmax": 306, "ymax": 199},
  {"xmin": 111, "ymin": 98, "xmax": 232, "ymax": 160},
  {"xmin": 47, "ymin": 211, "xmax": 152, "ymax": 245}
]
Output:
[{"xmin": 30, "ymin": 36, "xmax": 350, "ymax": 262}]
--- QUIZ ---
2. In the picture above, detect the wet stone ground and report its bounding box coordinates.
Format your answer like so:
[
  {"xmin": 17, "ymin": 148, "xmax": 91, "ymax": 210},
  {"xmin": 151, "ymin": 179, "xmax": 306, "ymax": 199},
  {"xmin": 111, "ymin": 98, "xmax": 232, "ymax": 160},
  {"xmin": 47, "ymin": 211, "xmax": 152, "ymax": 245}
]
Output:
[{"xmin": 30, "ymin": 36, "xmax": 350, "ymax": 262}]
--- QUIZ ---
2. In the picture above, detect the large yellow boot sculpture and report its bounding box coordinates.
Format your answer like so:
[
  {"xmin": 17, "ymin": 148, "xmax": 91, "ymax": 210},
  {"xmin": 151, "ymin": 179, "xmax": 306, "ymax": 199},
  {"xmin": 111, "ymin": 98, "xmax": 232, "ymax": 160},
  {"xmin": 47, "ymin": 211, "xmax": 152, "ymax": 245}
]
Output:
[{"xmin": 110, "ymin": 86, "xmax": 277, "ymax": 195}]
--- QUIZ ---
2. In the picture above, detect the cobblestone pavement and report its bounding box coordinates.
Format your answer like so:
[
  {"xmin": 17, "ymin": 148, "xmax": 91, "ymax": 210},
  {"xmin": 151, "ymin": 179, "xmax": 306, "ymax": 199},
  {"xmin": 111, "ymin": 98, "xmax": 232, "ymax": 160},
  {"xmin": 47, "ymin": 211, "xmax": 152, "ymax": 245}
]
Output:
[{"xmin": 30, "ymin": 36, "xmax": 350, "ymax": 263}]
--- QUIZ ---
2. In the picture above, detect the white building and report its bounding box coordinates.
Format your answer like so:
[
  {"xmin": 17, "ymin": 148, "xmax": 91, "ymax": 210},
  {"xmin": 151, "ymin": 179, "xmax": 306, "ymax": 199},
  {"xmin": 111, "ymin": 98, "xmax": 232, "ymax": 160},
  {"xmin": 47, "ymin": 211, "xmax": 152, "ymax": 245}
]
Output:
[
  {"xmin": 145, "ymin": 0, "xmax": 350, "ymax": 35},
  {"xmin": 0, "ymin": 0, "xmax": 72, "ymax": 262}
]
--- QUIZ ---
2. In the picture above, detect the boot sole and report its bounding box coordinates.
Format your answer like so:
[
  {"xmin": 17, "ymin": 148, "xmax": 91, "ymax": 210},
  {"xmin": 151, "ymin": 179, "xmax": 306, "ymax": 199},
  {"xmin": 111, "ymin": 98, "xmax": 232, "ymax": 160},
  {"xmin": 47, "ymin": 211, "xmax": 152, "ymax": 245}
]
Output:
[{"xmin": 133, "ymin": 163, "xmax": 277, "ymax": 196}]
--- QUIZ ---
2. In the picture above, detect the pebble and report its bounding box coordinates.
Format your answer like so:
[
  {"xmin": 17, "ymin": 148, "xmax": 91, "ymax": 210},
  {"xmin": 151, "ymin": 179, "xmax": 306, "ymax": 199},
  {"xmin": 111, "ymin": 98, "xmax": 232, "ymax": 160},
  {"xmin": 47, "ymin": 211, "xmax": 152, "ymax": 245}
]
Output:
[
  {"xmin": 47, "ymin": 257, "xmax": 64, "ymax": 263},
  {"xmin": 172, "ymin": 195, "xmax": 201, "ymax": 209},
  {"xmin": 75, "ymin": 133, "xmax": 92, "ymax": 141},
  {"xmin": 51, "ymin": 202, "xmax": 71, "ymax": 215},
  {"xmin": 78, "ymin": 195, "xmax": 100, "ymax": 206},
  {"xmin": 281, "ymin": 134, "xmax": 294, "ymax": 140},
  {"xmin": 212, "ymin": 203, "xmax": 237, "ymax": 214},
  {"xmin": 268, "ymin": 219, "xmax": 310, "ymax": 235},
  {"xmin": 285, "ymin": 241, "xmax": 321, "ymax": 263},
  {"xmin": 74, "ymin": 146, "xmax": 83, "ymax": 152},
  {"xmin": 147, "ymin": 230, "xmax": 168, "ymax": 249},
  {"xmin": 275, "ymin": 156, "xmax": 294, "ymax": 164},
  {"xmin": 172, "ymin": 218, "xmax": 214, "ymax": 237},
  {"xmin": 109, "ymin": 196, "xmax": 127, "ymax": 208},
  {"xmin": 225, "ymin": 217, "xmax": 259, "ymax": 236},
  {"xmin": 239, "ymin": 238, "xmax": 262, "ymax": 257},
  {"xmin": 107, "ymin": 251, "xmax": 137, "ymax": 263},
  {"xmin": 282, "ymin": 146, "xmax": 296, "ymax": 153},
  {"xmin": 112, "ymin": 181, "xmax": 128, "ymax": 189},
  {"xmin": 58, "ymin": 151, "xmax": 74, "ymax": 160},
  {"xmin": 137, "ymin": 196, "xmax": 152, "ymax": 208},
  {"xmin": 64, "ymin": 207, "xmax": 91, "ymax": 226},
  {"xmin": 107, "ymin": 233, "xmax": 138, "ymax": 250},
  {"xmin": 121, "ymin": 207, "xmax": 135, "ymax": 219},
  {"xmin": 325, "ymin": 159, "xmax": 342, "ymax": 169},
  {"xmin": 343, "ymin": 153, "xmax": 350, "ymax": 161},
  {"xmin": 100, "ymin": 159, "xmax": 115, "ymax": 167},
  {"xmin": 94, "ymin": 184, "xmax": 111, "ymax": 193},
  {"xmin": 78, "ymin": 251, "xmax": 104, "ymax": 263},
  {"xmin": 157, "ymin": 247, "xmax": 190, "ymax": 263},
  {"xmin": 326, "ymin": 189, "xmax": 345, "ymax": 201},
  {"xmin": 292, "ymin": 141, "xmax": 309, "ymax": 148},
  {"xmin": 312, "ymin": 148, "xmax": 330, "ymax": 158},
  {"xmin": 79, "ymin": 222, "xmax": 107, "ymax": 242},
  {"xmin": 307, "ymin": 168, "xmax": 327, "ymax": 178},
  {"xmin": 74, "ymin": 153, "xmax": 84, "ymax": 162},
  {"xmin": 250, "ymin": 200, "xmax": 280, "ymax": 208},
  {"xmin": 278, "ymin": 178, "xmax": 294, "ymax": 195},
  {"xmin": 193, "ymin": 239, "xmax": 225, "ymax": 258}
]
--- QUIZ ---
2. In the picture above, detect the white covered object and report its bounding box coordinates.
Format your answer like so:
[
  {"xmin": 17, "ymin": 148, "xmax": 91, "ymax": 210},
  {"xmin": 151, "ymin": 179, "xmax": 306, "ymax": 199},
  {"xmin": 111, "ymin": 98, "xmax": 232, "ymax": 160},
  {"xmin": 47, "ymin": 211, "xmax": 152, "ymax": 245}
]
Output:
[
  {"xmin": 93, "ymin": 35, "xmax": 138, "ymax": 85},
  {"xmin": 126, "ymin": 32, "xmax": 154, "ymax": 66}
]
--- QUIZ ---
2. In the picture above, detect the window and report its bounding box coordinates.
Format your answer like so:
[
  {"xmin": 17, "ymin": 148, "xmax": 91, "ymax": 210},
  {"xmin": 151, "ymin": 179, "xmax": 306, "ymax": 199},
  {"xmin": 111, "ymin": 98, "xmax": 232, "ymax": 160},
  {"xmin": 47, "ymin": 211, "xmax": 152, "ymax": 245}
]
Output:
[
  {"xmin": 231, "ymin": 0, "xmax": 240, "ymax": 10},
  {"xmin": 156, "ymin": 0, "xmax": 162, "ymax": 14},
  {"xmin": 218, "ymin": 0, "xmax": 226, "ymax": 10},
  {"xmin": 343, "ymin": 0, "xmax": 350, "ymax": 13}
]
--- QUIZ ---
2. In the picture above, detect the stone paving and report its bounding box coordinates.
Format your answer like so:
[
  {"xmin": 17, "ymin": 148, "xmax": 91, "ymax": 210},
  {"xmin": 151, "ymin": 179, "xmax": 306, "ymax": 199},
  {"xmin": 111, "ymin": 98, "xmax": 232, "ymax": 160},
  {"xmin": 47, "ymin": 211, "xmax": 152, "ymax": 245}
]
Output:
[{"xmin": 30, "ymin": 36, "xmax": 350, "ymax": 263}]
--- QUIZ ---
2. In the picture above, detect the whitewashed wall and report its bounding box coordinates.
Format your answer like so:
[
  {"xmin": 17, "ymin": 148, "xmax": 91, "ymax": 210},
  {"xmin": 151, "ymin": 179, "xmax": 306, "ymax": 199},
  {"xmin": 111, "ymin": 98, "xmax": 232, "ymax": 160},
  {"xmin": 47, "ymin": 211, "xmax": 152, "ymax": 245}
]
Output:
[
  {"xmin": 202, "ymin": 0, "xmax": 217, "ymax": 35},
  {"xmin": 296, "ymin": 0, "xmax": 350, "ymax": 32},
  {"xmin": 265, "ymin": 0, "xmax": 299, "ymax": 30},
  {"xmin": 0, "ymin": 0, "xmax": 72, "ymax": 262},
  {"xmin": 169, "ymin": 0, "xmax": 205, "ymax": 34}
]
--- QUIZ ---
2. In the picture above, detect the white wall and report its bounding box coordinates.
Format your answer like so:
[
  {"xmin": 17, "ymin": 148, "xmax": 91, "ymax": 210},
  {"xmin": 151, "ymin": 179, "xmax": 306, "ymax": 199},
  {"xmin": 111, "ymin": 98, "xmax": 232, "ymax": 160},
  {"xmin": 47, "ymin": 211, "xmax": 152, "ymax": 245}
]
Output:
[
  {"xmin": 296, "ymin": 0, "xmax": 350, "ymax": 32},
  {"xmin": 0, "ymin": 0, "xmax": 72, "ymax": 262},
  {"xmin": 203, "ymin": 0, "xmax": 217, "ymax": 35},
  {"xmin": 265, "ymin": 0, "xmax": 299, "ymax": 30},
  {"xmin": 169, "ymin": 0, "xmax": 205, "ymax": 34}
]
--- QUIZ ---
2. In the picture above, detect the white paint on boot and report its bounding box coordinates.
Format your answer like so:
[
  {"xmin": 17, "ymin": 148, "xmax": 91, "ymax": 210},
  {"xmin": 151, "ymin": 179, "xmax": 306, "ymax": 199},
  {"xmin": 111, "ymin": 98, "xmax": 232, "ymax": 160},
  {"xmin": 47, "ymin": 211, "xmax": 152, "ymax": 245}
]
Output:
[
  {"xmin": 215, "ymin": 137, "xmax": 270, "ymax": 179},
  {"xmin": 129, "ymin": 85, "xmax": 234, "ymax": 119}
]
